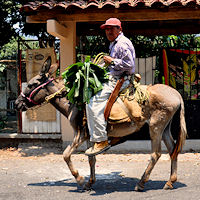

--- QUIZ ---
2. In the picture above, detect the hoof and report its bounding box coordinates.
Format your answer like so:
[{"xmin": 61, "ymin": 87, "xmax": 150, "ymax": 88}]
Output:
[
  {"xmin": 135, "ymin": 183, "xmax": 144, "ymax": 192},
  {"xmin": 163, "ymin": 182, "xmax": 173, "ymax": 190},
  {"xmin": 83, "ymin": 182, "xmax": 92, "ymax": 191},
  {"xmin": 77, "ymin": 176, "xmax": 85, "ymax": 186}
]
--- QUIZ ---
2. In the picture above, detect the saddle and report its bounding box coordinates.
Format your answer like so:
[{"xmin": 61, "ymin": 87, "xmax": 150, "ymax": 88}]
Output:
[
  {"xmin": 108, "ymin": 95, "xmax": 145, "ymax": 124},
  {"xmin": 104, "ymin": 74, "xmax": 149, "ymax": 124}
]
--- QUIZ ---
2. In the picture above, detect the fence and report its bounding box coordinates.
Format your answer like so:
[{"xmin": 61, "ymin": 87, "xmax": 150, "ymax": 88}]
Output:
[
  {"xmin": 1, "ymin": 37, "xmax": 199, "ymax": 139},
  {"xmin": 77, "ymin": 35, "xmax": 200, "ymax": 139},
  {"xmin": 0, "ymin": 60, "xmax": 18, "ymax": 133}
]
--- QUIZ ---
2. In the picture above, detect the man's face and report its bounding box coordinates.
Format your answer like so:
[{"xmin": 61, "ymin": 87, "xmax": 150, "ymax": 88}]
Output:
[{"xmin": 105, "ymin": 26, "xmax": 121, "ymax": 42}]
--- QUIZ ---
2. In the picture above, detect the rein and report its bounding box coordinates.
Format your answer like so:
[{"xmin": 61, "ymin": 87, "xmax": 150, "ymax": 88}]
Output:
[
  {"xmin": 45, "ymin": 86, "xmax": 66, "ymax": 103},
  {"xmin": 21, "ymin": 78, "xmax": 54, "ymax": 105}
]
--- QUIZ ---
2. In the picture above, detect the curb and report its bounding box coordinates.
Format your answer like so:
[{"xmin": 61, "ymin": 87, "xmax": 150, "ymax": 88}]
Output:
[
  {"xmin": 63, "ymin": 139, "xmax": 200, "ymax": 153},
  {"xmin": 0, "ymin": 134, "xmax": 199, "ymax": 152}
]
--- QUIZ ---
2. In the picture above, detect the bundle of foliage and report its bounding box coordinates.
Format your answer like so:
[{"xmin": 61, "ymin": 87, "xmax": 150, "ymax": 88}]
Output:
[{"xmin": 62, "ymin": 56, "xmax": 109, "ymax": 109}]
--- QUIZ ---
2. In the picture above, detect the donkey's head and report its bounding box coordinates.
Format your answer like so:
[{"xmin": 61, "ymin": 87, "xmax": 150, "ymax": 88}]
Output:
[{"xmin": 15, "ymin": 56, "xmax": 58, "ymax": 111}]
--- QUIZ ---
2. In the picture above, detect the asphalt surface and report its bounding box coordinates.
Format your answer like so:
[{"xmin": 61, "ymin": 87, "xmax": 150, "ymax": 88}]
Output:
[{"xmin": 0, "ymin": 145, "xmax": 200, "ymax": 200}]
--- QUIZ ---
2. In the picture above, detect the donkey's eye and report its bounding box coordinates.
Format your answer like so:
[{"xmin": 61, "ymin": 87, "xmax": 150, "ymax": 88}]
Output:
[
  {"xmin": 27, "ymin": 84, "xmax": 33, "ymax": 89},
  {"xmin": 38, "ymin": 76, "xmax": 47, "ymax": 82},
  {"xmin": 28, "ymin": 83, "xmax": 38, "ymax": 89}
]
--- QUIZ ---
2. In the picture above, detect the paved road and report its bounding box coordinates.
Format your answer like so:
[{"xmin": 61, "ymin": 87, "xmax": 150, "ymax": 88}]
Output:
[{"xmin": 0, "ymin": 146, "xmax": 200, "ymax": 200}]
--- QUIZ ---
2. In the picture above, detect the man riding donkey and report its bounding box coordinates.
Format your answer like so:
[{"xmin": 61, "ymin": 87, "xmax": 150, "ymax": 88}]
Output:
[{"xmin": 85, "ymin": 18, "xmax": 136, "ymax": 156}]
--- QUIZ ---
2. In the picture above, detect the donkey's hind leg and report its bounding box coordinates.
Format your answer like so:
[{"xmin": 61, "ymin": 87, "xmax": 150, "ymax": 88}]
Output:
[
  {"xmin": 135, "ymin": 112, "xmax": 167, "ymax": 191},
  {"xmin": 63, "ymin": 129, "xmax": 86, "ymax": 187},
  {"xmin": 162, "ymin": 121, "xmax": 178, "ymax": 189},
  {"xmin": 82, "ymin": 155, "xmax": 96, "ymax": 190},
  {"xmin": 82, "ymin": 141, "xmax": 96, "ymax": 190}
]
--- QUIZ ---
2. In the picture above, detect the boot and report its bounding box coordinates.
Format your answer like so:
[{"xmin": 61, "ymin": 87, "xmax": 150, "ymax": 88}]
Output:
[{"xmin": 85, "ymin": 140, "xmax": 111, "ymax": 156}]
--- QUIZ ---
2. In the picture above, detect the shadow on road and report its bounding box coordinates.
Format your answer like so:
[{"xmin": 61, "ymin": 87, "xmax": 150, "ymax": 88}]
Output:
[
  {"xmin": 27, "ymin": 171, "xmax": 187, "ymax": 195},
  {"xmin": 28, "ymin": 179, "xmax": 75, "ymax": 187}
]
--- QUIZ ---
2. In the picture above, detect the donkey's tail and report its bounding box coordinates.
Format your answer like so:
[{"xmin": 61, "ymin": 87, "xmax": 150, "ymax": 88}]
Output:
[{"xmin": 170, "ymin": 96, "xmax": 187, "ymax": 160}]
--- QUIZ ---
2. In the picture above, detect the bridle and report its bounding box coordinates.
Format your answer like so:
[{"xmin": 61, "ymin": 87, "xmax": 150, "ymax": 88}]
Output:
[{"xmin": 21, "ymin": 78, "xmax": 54, "ymax": 105}]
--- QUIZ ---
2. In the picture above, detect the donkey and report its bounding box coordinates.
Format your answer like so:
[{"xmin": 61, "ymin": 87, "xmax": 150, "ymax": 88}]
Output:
[{"xmin": 15, "ymin": 59, "xmax": 187, "ymax": 191}]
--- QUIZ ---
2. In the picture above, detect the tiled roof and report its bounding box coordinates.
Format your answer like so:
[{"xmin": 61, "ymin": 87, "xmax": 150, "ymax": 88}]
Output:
[{"xmin": 20, "ymin": 0, "xmax": 200, "ymax": 12}]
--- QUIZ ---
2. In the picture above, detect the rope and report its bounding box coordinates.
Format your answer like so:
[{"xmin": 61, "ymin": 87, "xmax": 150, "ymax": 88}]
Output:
[
  {"xmin": 134, "ymin": 81, "xmax": 149, "ymax": 104},
  {"xmin": 93, "ymin": 53, "xmax": 105, "ymax": 65},
  {"xmin": 93, "ymin": 52, "xmax": 109, "ymax": 68},
  {"xmin": 119, "ymin": 74, "xmax": 149, "ymax": 104},
  {"xmin": 119, "ymin": 87, "xmax": 133, "ymax": 101},
  {"xmin": 45, "ymin": 86, "xmax": 66, "ymax": 103}
]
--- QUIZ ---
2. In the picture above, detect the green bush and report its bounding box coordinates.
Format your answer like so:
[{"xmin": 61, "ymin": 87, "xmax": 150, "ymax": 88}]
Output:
[{"xmin": 0, "ymin": 115, "xmax": 7, "ymax": 130}]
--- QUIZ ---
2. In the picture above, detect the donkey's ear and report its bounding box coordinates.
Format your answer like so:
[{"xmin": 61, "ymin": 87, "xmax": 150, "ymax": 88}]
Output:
[
  {"xmin": 40, "ymin": 56, "xmax": 51, "ymax": 75},
  {"xmin": 48, "ymin": 63, "xmax": 59, "ymax": 76}
]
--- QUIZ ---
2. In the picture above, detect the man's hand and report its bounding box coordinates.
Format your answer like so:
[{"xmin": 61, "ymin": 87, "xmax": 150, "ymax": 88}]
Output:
[{"xmin": 103, "ymin": 56, "xmax": 114, "ymax": 64}]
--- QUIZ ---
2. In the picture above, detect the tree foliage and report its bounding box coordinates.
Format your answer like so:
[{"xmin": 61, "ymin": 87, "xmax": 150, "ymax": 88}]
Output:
[
  {"xmin": 0, "ymin": 0, "xmax": 49, "ymax": 48},
  {"xmin": 76, "ymin": 34, "xmax": 200, "ymax": 60},
  {"xmin": 0, "ymin": 1, "xmax": 19, "ymax": 47},
  {"xmin": 0, "ymin": 37, "xmax": 19, "ymax": 60}
]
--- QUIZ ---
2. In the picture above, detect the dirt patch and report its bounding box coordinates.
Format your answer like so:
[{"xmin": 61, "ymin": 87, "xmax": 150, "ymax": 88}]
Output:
[{"xmin": 0, "ymin": 144, "xmax": 63, "ymax": 161}]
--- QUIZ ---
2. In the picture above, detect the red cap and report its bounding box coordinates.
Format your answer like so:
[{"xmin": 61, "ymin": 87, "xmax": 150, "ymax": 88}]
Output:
[{"xmin": 100, "ymin": 18, "xmax": 121, "ymax": 29}]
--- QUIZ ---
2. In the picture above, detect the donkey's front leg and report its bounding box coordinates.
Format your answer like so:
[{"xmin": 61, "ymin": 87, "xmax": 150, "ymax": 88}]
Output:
[
  {"xmin": 135, "ymin": 134, "xmax": 162, "ymax": 191},
  {"xmin": 63, "ymin": 130, "xmax": 86, "ymax": 187}
]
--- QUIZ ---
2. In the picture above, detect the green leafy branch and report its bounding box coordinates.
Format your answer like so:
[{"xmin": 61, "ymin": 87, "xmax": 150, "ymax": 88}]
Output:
[{"xmin": 62, "ymin": 56, "xmax": 109, "ymax": 109}]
